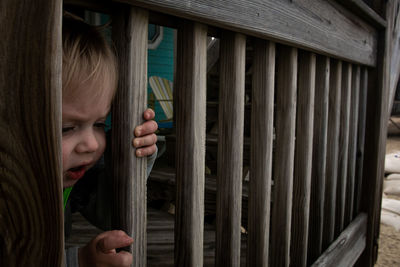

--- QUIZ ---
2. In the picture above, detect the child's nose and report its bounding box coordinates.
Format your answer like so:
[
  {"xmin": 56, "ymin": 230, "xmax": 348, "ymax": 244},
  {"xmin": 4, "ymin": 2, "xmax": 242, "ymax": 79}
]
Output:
[{"xmin": 76, "ymin": 130, "xmax": 99, "ymax": 153}]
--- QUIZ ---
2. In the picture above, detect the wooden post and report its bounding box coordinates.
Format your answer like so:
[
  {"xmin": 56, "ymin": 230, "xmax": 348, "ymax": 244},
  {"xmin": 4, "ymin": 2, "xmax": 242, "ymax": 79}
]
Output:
[
  {"xmin": 270, "ymin": 45, "xmax": 297, "ymax": 267},
  {"xmin": 111, "ymin": 7, "xmax": 148, "ymax": 267},
  {"xmin": 247, "ymin": 39, "xmax": 275, "ymax": 267},
  {"xmin": 291, "ymin": 51, "xmax": 316, "ymax": 267},
  {"xmin": 345, "ymin": 65, "xmax": 361, "ymax": 226},
  {"xmin": 174, "ymin": 21, "xmax": 207, "ymax": 267},
  {"xmin": 308, "ymin": 56, "xmax": 330, "ymax": 264},
  {"xmin": 216, "ymin": 31, "xmax": 246, "ymax": 267},
  {"xmin": 335, "ymin": 63, "xmax": 352, "ymax": 236},
  {"xmin": 0, "ymin": 0, "xmax": 63, "ymax": 266},
  {"xmin": 323, "ymin": 60, "xmax": 342, "ymax": 250}
]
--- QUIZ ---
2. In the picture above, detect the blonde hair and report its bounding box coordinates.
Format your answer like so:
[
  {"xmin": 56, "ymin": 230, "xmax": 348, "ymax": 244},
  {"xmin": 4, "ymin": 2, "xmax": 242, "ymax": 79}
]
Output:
[{"xmin": 62, "ymin": 14, "xmax": 118, "ymax": 101}]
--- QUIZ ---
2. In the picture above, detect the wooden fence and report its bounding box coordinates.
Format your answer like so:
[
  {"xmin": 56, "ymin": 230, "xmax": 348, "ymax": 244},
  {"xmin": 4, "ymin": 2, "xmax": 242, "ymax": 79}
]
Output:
[{"xmin": 1, "ymin": 0, "xmax": 397, "ymax": 266}]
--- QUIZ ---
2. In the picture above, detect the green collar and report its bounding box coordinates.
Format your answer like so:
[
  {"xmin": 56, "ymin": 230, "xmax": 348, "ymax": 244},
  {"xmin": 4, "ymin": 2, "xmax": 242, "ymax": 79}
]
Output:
[{"xmin": 63, "ymin": 187, "xmax": 73, "ymax": 210}]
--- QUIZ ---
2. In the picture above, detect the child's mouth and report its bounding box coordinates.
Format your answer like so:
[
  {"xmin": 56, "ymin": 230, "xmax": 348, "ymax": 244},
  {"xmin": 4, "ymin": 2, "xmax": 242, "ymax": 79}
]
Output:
[{"xmin": 67, "ymin": 165, "xmax": 86, "ymax": 180}]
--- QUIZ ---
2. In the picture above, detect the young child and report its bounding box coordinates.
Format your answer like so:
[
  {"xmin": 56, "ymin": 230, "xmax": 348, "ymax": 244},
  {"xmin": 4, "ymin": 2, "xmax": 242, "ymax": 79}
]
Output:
[{"xmin": 62, "ymin": 14, "xmax": 157, "ymax": 267}]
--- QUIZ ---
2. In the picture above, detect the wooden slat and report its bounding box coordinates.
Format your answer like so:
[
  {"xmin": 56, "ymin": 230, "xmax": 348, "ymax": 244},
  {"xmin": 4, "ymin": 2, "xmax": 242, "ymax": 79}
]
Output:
[
  {"xmin": 336, "ymin": 0, "xmax": 386, "ymax": 28},
  {"xmin": 117, "ymin": 0, "xmax": 378, "ymax": 66},
  {"xmin": 312, "ymin": 213, "xmax": 367, "ymax": 267},
  {"xmin": 308, "ymin": 56, "xmax": 330, "ymax": 265},
  {"xmin": 111, "ymin": 7, "xmax": 148, "ymax": 267},
  {"xmin": 216, "ymin": 31, "xmax": 246, "ymax": 267},
  {"xmin": 354, "ymin": 68, "xmax": 368, "ymax": 216},
  {"xmin": 345, "ymin": 65, "xmax": 361, "ymax": 226},
  {"xmin": 335, "ymin": 63, "xmax": 352, "ymax": 236},
  {"xmin": 290, "ymin": 51, "xmax": 316, "ymax": 267},
  {"xmin": 270, "ymin": 45, "xmax": 297, "ymax": 267},
  {"xmin": 323, "ymin": 60, "xmax": 342, "ymax": 250},
  {"xmin": 247, "ymin": 39, "xmax": 275, "ymax": 267},
  {"xmin": 174, "ymin": 21, "xmax": 207, "ymax": 267},
  {"xmin": 0, "ymin": 1, "xmax": 63, "ymax": 266}
]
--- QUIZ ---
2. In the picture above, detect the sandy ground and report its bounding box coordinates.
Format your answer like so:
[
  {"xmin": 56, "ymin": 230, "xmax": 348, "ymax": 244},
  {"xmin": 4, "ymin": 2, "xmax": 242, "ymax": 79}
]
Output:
[{"xmin": 376, "ymin": 118, "xmax": 400, "ymax": 266}]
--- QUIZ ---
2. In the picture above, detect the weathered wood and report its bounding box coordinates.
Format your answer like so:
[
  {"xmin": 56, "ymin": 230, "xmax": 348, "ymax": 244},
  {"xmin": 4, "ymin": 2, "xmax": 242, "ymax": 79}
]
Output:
[
  {"xmin": 270, "ymin": 45, "xmax": 297, "ymax": 267},
  {"xmin": 308, "ymin": 56, "xmax": 330, "ymax": 265},
  {"xmin": 335, "ymin": 63, "xmax": 352, "ymax": 236},
  {"xmin": 323, "ymin": 60, "xmax": 342, "ymax": 250},
  {"xmin": 0, "ymin": 1, "xmax": 63, "ymax": 266},
  {"xmin": 312, "ymin": 213, "xmax": 367, "ymax": 267},
  {"xmin": 335, "ymin": 0, "xmax": 386, "ymax": 28},
  {"xmin": 174, "ymin": 21, "xmax": 207, "ymax": 267},
  {"xmin": 357, "ymin": 14, "xmax": 390, "ymax": 266},
  {"xmin": 290, "ymin": 51, "xmax": 316, "ymax": 267},
  {"xmin": 216, "ymin": 31, "xmax": 246, "ymax": 267},
  {"xmin": 354, "ymin": 68, "xmax": 368, "ymax": 217},
  {"xmin": 247, "ymin": 39, "xmax": 275, "ymax": 267},
  {"xmin": 117, "ymin": 0, "xmax": 378, "ymax": 66},
  {"xmin": 111, "ymin": 7, "xmax": 148, "ymax": 267},
  {"xmin": 345, "ymin": 65, "xmax": 361, "ymax": 226}
]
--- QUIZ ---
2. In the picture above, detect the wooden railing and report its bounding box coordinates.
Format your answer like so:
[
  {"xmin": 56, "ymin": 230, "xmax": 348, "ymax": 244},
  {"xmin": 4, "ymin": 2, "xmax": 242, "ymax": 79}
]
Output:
[{"xmin": 1, "ymin": 0, "xmax": 395, "ymax": 266}]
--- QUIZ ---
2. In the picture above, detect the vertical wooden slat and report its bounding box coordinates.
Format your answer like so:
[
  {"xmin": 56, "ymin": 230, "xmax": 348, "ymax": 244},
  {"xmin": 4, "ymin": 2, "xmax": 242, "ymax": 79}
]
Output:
[
  {"xmin": 308, "ymin": 56, "xmax": 330, "ymax": 265},
  {"xmin": 247, "ymin": 39, "xmax": 275, "ymax": 267},
  {"xmin": 290, "ymin": 51, "xmax": 316, "ymax": 267},
  {"xmin": 323, "ymin": 60, "xmax": 342, "ymax": 250},
  {"xmin": 270, "ymin": 45, "xmax": 297, "ymax": 267},
  {"xmin": 335, "ymin": 63, "xmax": 352, "ymax": 236},
  {"xmin": 0, "ymin": 1, "xmax": 63, "ymax": 266},
  {"xmin": 354, "ymin": 68, "xmax": 368, "ymax": 217},
  {"xmin": 174, "ymin": 21, "xmax": 207, "ymax": 267},
  {"xmin": 216, "ymin": 31, "xmax": 246, "ymax": 267},
  {"xmin": 111, "ymin": 7, "xmax": 148, "ymax": 267},
  {"xmin": 345, "ymin": 65, "xmax": 361, "ymax": 226}
]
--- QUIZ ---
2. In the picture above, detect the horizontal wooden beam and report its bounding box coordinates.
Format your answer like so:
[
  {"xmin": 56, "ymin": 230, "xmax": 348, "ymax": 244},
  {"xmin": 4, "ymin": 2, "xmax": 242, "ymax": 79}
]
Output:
[
  {"xmin": 336, "ymin": 0, "xmax": 386, "ymax": 29},
  {"xmin": 312, "ymin": 213, "xmax": 367, "ymax": 266},
  {"xmin": 116, "ymin": 0, "xmax": 378, "ymax": 66}
]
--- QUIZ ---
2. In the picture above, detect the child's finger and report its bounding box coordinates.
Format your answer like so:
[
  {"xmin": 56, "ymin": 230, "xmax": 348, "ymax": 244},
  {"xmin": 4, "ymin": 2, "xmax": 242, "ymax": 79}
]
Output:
[
  {"xmin": 136, "ymin": 144, "xmax": 157, "ymax": 157},
  {"xmin": 134, "ymin": 120, "xmax": 158, "ymax": 137},
  {"xmin": 133, "ymin": 134, "xmax": 157, "ymax": 148},
  {"xmin": 96, "ymin": 230, "xmax": 133, "ymax": 254},
  {"xmin": 107, "ymin": 251, "xmax": 133, "ymax": 267},
  {"xmin": 142, "ymin": 108, "xmax": 155, "ymax": 120}
]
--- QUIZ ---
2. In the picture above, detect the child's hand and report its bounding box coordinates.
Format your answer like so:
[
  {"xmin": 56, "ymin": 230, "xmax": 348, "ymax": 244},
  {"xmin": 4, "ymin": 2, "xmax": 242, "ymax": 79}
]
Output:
[
  {"xmin": 133, "ymin": 108, "xmax": 158, "ymax": 157},
  {"xmin": 78, "ymin": 230, "xmax": 133, "ymax": 267}
]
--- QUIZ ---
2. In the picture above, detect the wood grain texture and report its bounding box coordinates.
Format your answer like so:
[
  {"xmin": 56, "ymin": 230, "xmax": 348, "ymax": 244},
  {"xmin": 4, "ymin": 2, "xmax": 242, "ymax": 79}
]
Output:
[
  {"xmin": 290, "ymin": 51, "xmax": 316, "ymax": 267},
  {"xmin": 111, "ymin": 7, "xmax": 148, "ymax": 267},
  {"xmin": 216, "ymin": 31, "xmax": 246, "ymax": 267},
  {"xmin": 117, "ymin": 0, "xmax": 378, "ymax": 66},
  {"xmin": 323, "ymin": 60, "xmax": 342, "ymax": 250},
  {"xmin": 174, "ymin": 21, "xmax": 207, "ymax": 267},
  {"xmin": 247, "ymin": 39, "xmax": 275, "ymax": 267},
  {"xmin": 335, "ymin": 63, "xmax": 352, "ymax": 236},
  {"xmin": 308, "ymin": 56, "xmax": 330, "ymax": 265},
  {"xmin": 312, "ymin": 213, "xmax": 367, "ymax": 267},
  {"xmin": 335, "ymin": 0, "xmax": 386, "ymax": 28},
  {"xmin": 270, "ymin": 45, "xmax": 297, "ymax": 267},
  {"xmin": 0, "ymin": 1, "xmax": 63, "ymax": 266},
  {"xmin": 344, "ymin": 65, "xmax": 361, "ymax": 226},
  {"xmin": 354, "ymin": 68, "xmax": 368, "ymax": 217}
]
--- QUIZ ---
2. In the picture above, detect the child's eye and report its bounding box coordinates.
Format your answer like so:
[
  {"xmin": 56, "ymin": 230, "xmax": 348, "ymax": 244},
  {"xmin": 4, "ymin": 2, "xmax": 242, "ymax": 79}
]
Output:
[
  {"xmin": 94, "ymin": 122, "xmax": 108, "ymax": 130},
  {"xmin": 62, "ymin": 126, "xmax": 76, "ymax": 134}
]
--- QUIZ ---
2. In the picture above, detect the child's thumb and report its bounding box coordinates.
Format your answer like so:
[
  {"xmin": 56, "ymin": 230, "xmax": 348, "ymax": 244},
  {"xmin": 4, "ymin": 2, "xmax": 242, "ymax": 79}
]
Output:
[{"xmin": 96, "ymin": 230, "xmax": 134, "ymax": 254}]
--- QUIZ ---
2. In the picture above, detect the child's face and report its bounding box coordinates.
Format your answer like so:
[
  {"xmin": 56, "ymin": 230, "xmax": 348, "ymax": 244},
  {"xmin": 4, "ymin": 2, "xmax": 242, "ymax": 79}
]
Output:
[{"xmin": 61, "ymin": 82, "xmax": 113, "ymax": 188}]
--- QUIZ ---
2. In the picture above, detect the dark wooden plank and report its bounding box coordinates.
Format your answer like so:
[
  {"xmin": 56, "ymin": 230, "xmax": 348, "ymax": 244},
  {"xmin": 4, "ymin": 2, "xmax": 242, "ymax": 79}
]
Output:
[
  {"xmin": 247, "ymin": 39, "xmax": 275, "ymax": 267},
  {"xmin": 174, "ymin": 21, "xmax": 207, "ymax": 267},
  {"xmin": 117, "ymin": 0, "xmax": 378, "ymax": 66},
  {"xmin": 0, "ymin": 1, "xmax": 63, "ymax": 266},
  {"xmin": 111, "ymin": 7, "xmax": 148, "ymax": 267},
  {"xmin": 312, "ymin": 213, "xmax": 367, "ymax": 267},
  {"xmin": 354, "ymin": 68, "xmax": 368, "ymax": 217},
  {"xmin": 307, "ymin": 56, "xmax": 330, "ymax": 265},
  {"xmin": 335, "ymin": 0, "xmax": 386, "ymax": 28},
  {"xmin": 345, "ymin": 65, "xmax": 361, "ymax": 226},
  {"xmin": 216, "ymin": 31, "xmax": 246, "ymax": 267},
  {"xmin": 335, "ymin": 63, "xmax": 352, "ymax": 236},
  {"xmin": 323, "ymin": 60, "xmax": 342, "ymax": 250},
  {"xmin": 270, "ymin": 45, "xmax": 297, "ymax": 267},
  {"xmin": 290, "ymin": 51, "xmax": 316, "ymax": 267}
]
